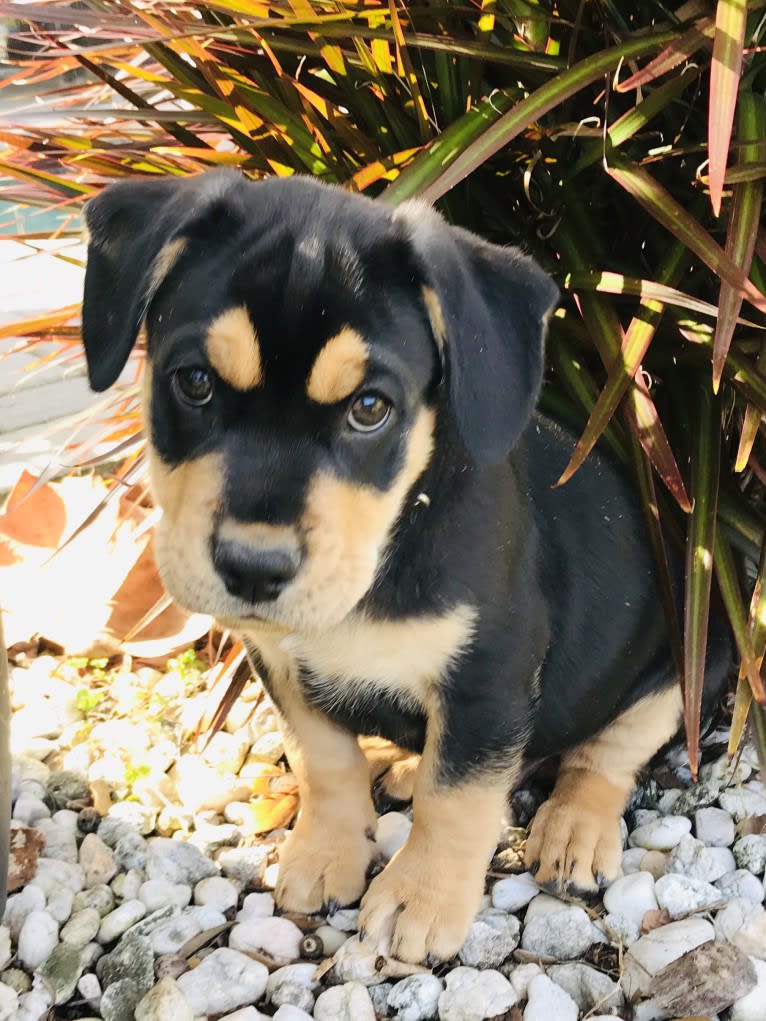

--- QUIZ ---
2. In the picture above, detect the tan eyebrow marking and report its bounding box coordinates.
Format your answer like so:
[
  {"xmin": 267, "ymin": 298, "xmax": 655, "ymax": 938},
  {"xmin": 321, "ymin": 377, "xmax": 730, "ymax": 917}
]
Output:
[
  {"xmin": 204, "ymin": 306, "xmax": 262, "ymax": 391},
  {"xmin": 306, "ymin": 327, "xmax": 368, "ymax": 405}
]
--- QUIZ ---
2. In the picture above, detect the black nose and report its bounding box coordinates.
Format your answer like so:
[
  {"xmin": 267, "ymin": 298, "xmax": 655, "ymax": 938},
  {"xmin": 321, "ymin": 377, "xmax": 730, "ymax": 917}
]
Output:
[{"xmin": 213, "ymin": 540, "xmax": 301, "ymax": 603}]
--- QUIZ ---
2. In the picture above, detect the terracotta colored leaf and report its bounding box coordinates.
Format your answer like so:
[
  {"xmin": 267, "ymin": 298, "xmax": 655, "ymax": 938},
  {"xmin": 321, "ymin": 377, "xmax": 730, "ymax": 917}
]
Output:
[
  {"xmin": 0, "ymin": 470, "xmax": 67, "ymax": 548},
  {"xmin": 708, "ymin": 0, "xmax": 747, "ymax": 217},
  {"xmin": 246, "ymin": 794, "xmax": 299, "ymax": 834}
]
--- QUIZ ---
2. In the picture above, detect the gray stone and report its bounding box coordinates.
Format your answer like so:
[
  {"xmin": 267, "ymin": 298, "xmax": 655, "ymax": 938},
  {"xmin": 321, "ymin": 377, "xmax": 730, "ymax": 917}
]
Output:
[
  {"xmin": 719, "ymin": 782, "xmax": 766, "ymax": 822},
  {"xmin": 520, "ymin": 904, "xmax": 602, "ymax": 960},
  {"xmin": 61, "ymin": 908, "xmax": 101, "ymax": 948},
  {"xmin": 47, "ymin": 770, "xmax": 89, "ymax": 809},
  {"xmin": 97, "ymin": 933, "xmax": 155, "ymax": 995},
  {"xmin": 672, "ymin": 780, "xmax": 722, "ymax": 814},
  {"xmin": 715, "ymin": 869, "xmax": 765, "ymax": 904},
  {"xmin": 216, "ymin": 844, "xmax": 271, "ymax": 884},
  {"xmin": 113, "ymin": 832, "xmax": 148, "ymax": 873},
  {"xmin": 36, "ymin": 943, "xmax": 83, "ymax": 1005},
  {"xmin": 715, "ymin": 898, "xmax": 762, "ymax": 943},
  {"xmin": 72, "ymin": 884, "xmax": 115, "ymax": 917},
  {"xmin": 734, "ymin": 835, "xmax": 766, "ymax": 875},
  {"xmin": 145, "ymin": 837, "xmax": 218, "ymax": 885},
  {"xmin": 458, "ymin": 910, "xmax": 520, "ymax": 968},
  {"xmin": 266, "ymin": 963, "xmax": 319, "ymax": 1014},
  {"xmin": 149, "ymin": 913, "xmax": 202, "ymax": 955},
  {"xmin": 649, "ymin": 939, "xmax": 757, "ymax": 1017},
  {"xmin": 547, "ymin": 962, "xmax": 624, "ymax": 1014},
  {"xmin": 655, "ymin": 873, "xmax": 724, "ymax": 915},
  {"xmin": 99, "ymin": 977, "xmax": 143, "ymax": 1021},
  {"xmin": 667, "ymin": 835, "xmax": 736, "ymax": 882},
  {"xmin": 387, "ymin": 974, "xmax": 443, "ymax": 1021},
  {"xmin": 437, "ymin": 967, "xmax": 517, "ymax": 1021},
  {"xmin": 176, "ymin": 948, "xmax": 269, "ymax": 1015},
  {"xmin": 97, "ymin": 899, "xmax": 147, "ymax": 943}
]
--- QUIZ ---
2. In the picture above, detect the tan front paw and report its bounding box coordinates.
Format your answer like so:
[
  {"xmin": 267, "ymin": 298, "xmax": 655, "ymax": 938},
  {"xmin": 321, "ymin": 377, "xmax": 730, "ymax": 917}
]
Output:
[
  {"xmin": 524, "ymin": 795, "xmax": 623, "ymax": 898},
  {"xmin": 276, "ymin": 818, "xmax": 378, "ymax": 914},
  {"xmin": 358, "ymin": 849, "xmax": 483, "ymax": 964}
]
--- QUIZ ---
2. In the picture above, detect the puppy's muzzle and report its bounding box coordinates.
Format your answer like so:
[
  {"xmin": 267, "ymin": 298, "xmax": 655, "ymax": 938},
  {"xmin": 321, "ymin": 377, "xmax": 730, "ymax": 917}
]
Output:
[{"xmin": 213, "ymin": 538, "xmax": 302, "ymax": 603}]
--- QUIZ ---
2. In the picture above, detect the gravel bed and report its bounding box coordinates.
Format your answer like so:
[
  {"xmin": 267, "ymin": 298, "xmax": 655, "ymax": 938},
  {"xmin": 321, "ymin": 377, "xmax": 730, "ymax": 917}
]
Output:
[{"xmin": 2, "ymin": 651, "xmax": 766, "ymax": 1020}]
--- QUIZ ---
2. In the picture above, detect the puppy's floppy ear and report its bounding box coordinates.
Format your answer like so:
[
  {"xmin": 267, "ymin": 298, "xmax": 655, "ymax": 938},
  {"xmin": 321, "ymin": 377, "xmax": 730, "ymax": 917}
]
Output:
[
  {"xmin": 394, "ymin": 201, "xmax": 559, "ymax": 463},
  {"xmin": 82, "ymin": 169, "xmax": 244, "ymax": 391}
]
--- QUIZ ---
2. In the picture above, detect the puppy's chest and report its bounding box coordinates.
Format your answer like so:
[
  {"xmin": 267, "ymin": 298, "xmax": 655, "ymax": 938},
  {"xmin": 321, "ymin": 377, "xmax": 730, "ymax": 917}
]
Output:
[{"xmin": 282, "ymin": 607, "xmax": 475, "ymax": 745}]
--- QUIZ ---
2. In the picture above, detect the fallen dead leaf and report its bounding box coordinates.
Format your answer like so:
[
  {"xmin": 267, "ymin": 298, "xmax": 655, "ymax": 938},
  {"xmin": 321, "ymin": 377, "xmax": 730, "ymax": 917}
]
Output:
[
  {"xmin": 641, "ymin": 907, "xmax": 672, "ymax": 933},
  {"xmin": 7, "ymin": 824, "xmax": 44, "ymax": 892},
  {"xmin": 0, "ymin": 469, "xmax": 67, "ymax": 548},
  {"xmin": 245, "ymin": 794, "xmax": 299, "ymax": 835}
]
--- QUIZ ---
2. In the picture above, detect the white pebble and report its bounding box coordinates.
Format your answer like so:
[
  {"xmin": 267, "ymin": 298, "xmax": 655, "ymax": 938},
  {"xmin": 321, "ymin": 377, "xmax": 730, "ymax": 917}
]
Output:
[
  {"xmin": 17, "ymin": 910, "xmax": 59, "ymax": 970},
  {"xmin": 177, "ymin": 947, "xmax": 268, "ymax": 1015},
  {"xmin": 603, "ymin": 872, "xmax": 658, "ymax": 928},
  {"xmin": 508, "ymin": 963, "xmax": 542, "ymax": 1000},
  {"xmin": 46, "ymin": 887, "xmax": 75, "ymax": 924},
  {"xmin": 30, "ymin": 857, "xmax": 84, "ymax": 897},
  {"xmin": 715, "ymin": 869, "xmax": 765, "ymax": 904},
  {"xmin": 3, "ymin": 886, "xmax": 46, "ymax": 940},
  {"xmin": 97, "ymin": 898, "xmax": 147, "ymax": 943},
  {"xmin": 629, "ymin": 815, "xmax": 691, "ymax": 850},
  {"xmin": 387, "ymin": 974, "xmax": 443, "ymax": 1021},
  {"xmin": 35, "ymin": 818, "xmax": 78, "ymax": 863},
  {"xmin": 112, "ymin": 868, "xmax": 144, "ymax": 901},
  {"xmin": 236, "ymin": 892, "xmax": 275, "ymax": 920},
  {"xmin": 521, "ymin": 904, "xmax": 603, "ymax": 960},
  {"xmin": 524, "ymin": 974, "xmax": 577, "ymax": 1021},
  {"xmin": 0, "ymin": 927, "xmax": 10, "ymax": 971},
  {"xmin": 12, "ymin": 793, "xmax": 51, "ymax": 825},
  {"xmin": 194, "ymin": 876, "xmax": 240, "ymax": 913},
  {"xmin": 719, "ymin": 782, "xmax": 766, "ymax": 822},
  {"xmin": 220, "ymin": 1009, "xmax": 268, "ymax": 1021},
  {"xmin": 314, "ymin": 981, "xmax": 375, "ymax": 1021},
  {"xmin": 438, "ymin": 967, "xmax": 517, "ymax": 1021},
  {"xmin": 52, "ymin": 809, "xmax": 79, "ymax": 833},
  {"xmin": 77, "ymin": 972, "xmax": 102, "ymax": 1007},
  {"xmin": 491, "ymin": 873, "xmax": 540, "ymax": 912},
  {"xmin": 139, "ymin": 879, "xmax": 192, "ymax": 912},
  {"xmin": 730, "ymin": 956, "xmax": 766, "ymax": 1021},
  {"xmin": 667, "ymin": 835, "xmax": 735, "ymax": 882},
  {"xmin": 715, "ymin": 898, "xmax": 762, "ymax": 943},
  {"xmin": 230, "ymin": 916, "xmax": 303, "ymax": 964},
  {"xmin": 621, "ymin": 847, "xmax": 646, "ymax": 875},
  {"xmin": 0, "ymin": 982, "xmax": 18, "ymax": 1021},
  {"xmin": 733, "ymin": 908, "xmax": 766, "ymax": 959},
  {"xmin": 639, "ymin": 850, "xmax": 668, "ymax": 879},
  {"xmin": 655, "ymin": 873, "xmax": 723, "ymax": 915},
  {"xmin": 623, "ymin": 918, "xmax": 714, "ymax": 997},
  {"xmin": 16, "ymin": 988, "xmax": 52, "ymax": 1021},
  {"xmin": 695, "ymin": 806, "xmax": 736, "ymax": 847},
  {"xmin": 458, "ymin": 910, "xmax": 520, "ymax": 968},
  {"xmin": 79, "ymin": 833, "xmax": 118, "ymax": 888},
  {"xmin": 375, "ymin": 812, "xmax": 412, "ymax": 861}
]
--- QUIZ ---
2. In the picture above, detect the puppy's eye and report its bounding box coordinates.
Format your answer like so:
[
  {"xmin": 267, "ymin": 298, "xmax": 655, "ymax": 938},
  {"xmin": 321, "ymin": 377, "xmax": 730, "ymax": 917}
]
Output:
[
  {"xmin": 173, "ymin": 366, "xmax": 214, "ymax": 407},
  {"xmin": 348, "ymin": 392, "xmax": 392, "ymax": 433}
]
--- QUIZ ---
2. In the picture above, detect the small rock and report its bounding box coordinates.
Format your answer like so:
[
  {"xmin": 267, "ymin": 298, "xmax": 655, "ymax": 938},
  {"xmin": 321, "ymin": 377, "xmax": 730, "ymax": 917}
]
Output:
[
  {"xmin": 547, "ymin": 962, "xmax": 624, "ymax": 1014},
  {"xmin": 230, "ymin": 915, "xmax": 303, "ymax": 965},
  {"xmin": 99, "ymin": 977, "xmax": 143, "ymax": 1021},
  {"xmin": 134, "ymin": 976, "xmax": 194, "ymax": 1021},
  {"xmin": 734, "ymin": 835, "xmax": 766, "ymax": 875},
  {"xmin": 649, "ymin": 939, "xmax": 757, "ymax": 1016},
  {"xmin": 139, "ymin": 879, "xmax": 192, "ymax": 912},
  {"xmin": 37, "ymin": 942, "xmax": 84, "ymax": 1005},
  {"xmin": 216, "ymin": 844, "xmax": 271, "ymax": 884},
  {"xmin": 375, "ymin": 813, "xmax": 412, "ymax": 861},
  {"xmin": 520, "ymin": 904, "xmax": 603, "ymax": 960},
  {"xmin": 97, "ymin": 933, "xmax": 155, "ymax": 995},
  {"xmin": 30, "ymin": 857, "xmax": 85, "ymax": 897},
  {"xmin": 667, "ymin": 834, "xmax": 736, "ymax": 882},
  {"xmin": 603, "ymin": 871, "xmax": 658, "ymax": 927},
  {"xmin": 719, "ymin": 781, "xmax": 766, "ymax": 822},
  {"xmin": 149, "ymin": 914, "xmax": 202, "ymax": 955},
  {"xmin": 113, "ymin": 832, "xmax": 148, "ymax": 872},
  {"xmin": 80, "ymin": 834, "xmax": 117, "ymax": 888},
  {"xmin": 715, "ymin": 869, "xmax": 765, "ymax": 904},
  {"xmin": 695, "ymin": 806, "xmax": 736, "ymax": 847},
  {"xmin": 47, "ymin": 887, "xmax": 75, "ymax": 924},
  {"xmin": 655, "ymin": 873, "xmax": 723, "ymax": 915},
  {"xmin": 97, "ymin": 899, "xmax": 147, "ymax": 944},
  {"xmin": 35, "ymin": 818, "xmax": 78, "ymax": 863},
  {"xmin": 458, "ymin": 910, "xmax": 520, "ymax": 968},
  {"xmin": 16, "ymin": 988, "xmax": 52, "ymax": 1021},
  {"xmin": 77, "ymin": 972, "xmax": 102, "ymax": 1008},
  {"xmin": 672, "ymin": 779, "xmax": 722, "ymax": 814},
  {"xmin": 17, "ymin": 910, "xmax": 58, "ymax": 970},
  {"xmin": 715, "ymin": 898, "xmax": 762, "ymax": 943},
  {"xmin": 523, "ymin": 974, "xmax": 577, "ymax": 1021},
  {"xmin": 630, "ymin": 815, "xmax": 691, "ymax": 850},
  {"xmin": 622, "ymin": 918, "xmax": 715, "ymax": 997},
  {"xmin": 328, "ymin": 907, "xmax": 360, "ymax": 932},
  {"xmin": 61, "ymin": 908, "xmax": 101, "ymax": 948},
  {"xmin": 733, "ymin": 908, "xmax": 766, "ymax": 959},
  {"xmin": 176, "ymin": 947, "xmax": 269, "ymax": 1015},
  {"xmin": 730, "ymin": 956, "xmax": 766, "ymax": 1021},
  {"xmin": 0, "ymin": 982, "xmax": 18, "ymax": 1020},
  {"xmin": 12, "ymin": 793, "xmax": 51, "ymax": 825},
  {"xmin": 387, "ymin": 973, "xmax": 443, "ymax": 1021},
  {"xmin": 236, "ymin": 892, "xmax": 275, "ymax": 920},
  {"xmin": 311, "ymin": 925, "xmax": 349, "ymax": 957},
  {"xmin": 437, "ymin": 967, "xmax": 517, "ymax": 1021},
  {"xmin": 0, "ymin": 930, "xmax": 10, "ymax": 973},
  {"xmin": 194, "ymin": 875, "xmax": 239, "ymax": 913},
  {"xmin": 145, "ymin": 837, "xmax": 218, "ymax": 885},
  {"xmin": 111, "ymin": 868, "xmax": 144, "ymax": 902},
  {"xmin": 621, "ymin": 847, "xmax": 645, "ymax": 875},
  {"xmin": 267, "ymin": 963, "xmax": 318, "ymax": 1014},
  {"xmin": 491, "ymin": 873, "xmax": 540, "ymax": 913},
  {"xmin": 314, "ymin": 981, "xmax": 376, "ymax": 1021},
  {"xmin": 0, "ymin": 968, "xmax": 29, "ymax": 995},
  {"xmin": 185, "ymin": 902, "xmax": 227, "ymax": 929},
  {"xmin": 3, "ymin": 886, "xmax": 46, "ymax": 940},
  {"xmin": 273, "ymin": 1007, "xmax": 312, "ymax": 1021},
  {"xmin": 47, "ymin": 770, "xmax": 90, "ymax": 809},
  {"xmin": 72, "ymin": 885, "xmax": 115, "ymax": 917},
  {"xmin": 508, "ymin": 962, "xmax": 542, "ymax": 1000}
]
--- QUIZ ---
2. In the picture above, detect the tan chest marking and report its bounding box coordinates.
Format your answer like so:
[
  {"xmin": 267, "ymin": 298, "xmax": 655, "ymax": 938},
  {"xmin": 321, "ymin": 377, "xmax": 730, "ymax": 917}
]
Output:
[{"xmin": 282, "ymin": 604, "xmax": 477, "ymax": 709}]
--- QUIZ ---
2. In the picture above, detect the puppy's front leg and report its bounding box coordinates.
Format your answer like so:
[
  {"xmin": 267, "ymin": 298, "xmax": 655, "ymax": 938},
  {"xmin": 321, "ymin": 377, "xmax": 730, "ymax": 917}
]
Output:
[
  {"xmin": 275, "ymin": 693, "xmax": 378, "ymax": 914},
  {"xmin": 359, "ymin": 685, "xmax": 527, "ymax": 964}
]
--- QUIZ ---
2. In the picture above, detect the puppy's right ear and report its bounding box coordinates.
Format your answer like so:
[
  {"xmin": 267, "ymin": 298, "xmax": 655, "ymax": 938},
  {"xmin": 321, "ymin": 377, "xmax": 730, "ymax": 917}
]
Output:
[{"xmin": 82, "ymin": 170, "xmax": 244, "ymax": 391}]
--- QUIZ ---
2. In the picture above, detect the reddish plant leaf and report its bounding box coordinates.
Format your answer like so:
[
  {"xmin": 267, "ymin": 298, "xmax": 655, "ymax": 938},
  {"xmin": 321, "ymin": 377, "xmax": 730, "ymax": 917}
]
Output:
[{"xmin": 708, "ymin": 0, "xmax": 747, "ymax": 217}]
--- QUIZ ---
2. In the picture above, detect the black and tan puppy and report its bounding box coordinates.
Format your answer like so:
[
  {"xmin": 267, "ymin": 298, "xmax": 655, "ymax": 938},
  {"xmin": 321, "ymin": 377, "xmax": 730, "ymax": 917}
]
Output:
[{"xmin": 81, "ymin": 170, "xmax": 731, "ymax": 964}]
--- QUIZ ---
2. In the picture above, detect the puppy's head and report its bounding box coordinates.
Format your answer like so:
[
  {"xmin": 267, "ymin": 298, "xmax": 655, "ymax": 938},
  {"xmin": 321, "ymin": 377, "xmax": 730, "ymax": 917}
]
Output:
[{"xmin": 82, "ymin": 171, "xmax": 557, "ymax": 632}]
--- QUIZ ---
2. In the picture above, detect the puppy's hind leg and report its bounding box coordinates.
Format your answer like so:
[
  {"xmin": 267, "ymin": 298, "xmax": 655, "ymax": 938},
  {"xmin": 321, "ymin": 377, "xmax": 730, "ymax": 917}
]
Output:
[{"xmin": 525, "ymin": 685, "xmax": 682, "ymax": 897}]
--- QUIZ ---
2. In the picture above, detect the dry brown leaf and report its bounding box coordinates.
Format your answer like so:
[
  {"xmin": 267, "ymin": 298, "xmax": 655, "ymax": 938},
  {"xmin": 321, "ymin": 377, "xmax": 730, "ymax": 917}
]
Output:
[
  {"xmin": 738, "ymin": 813, "xmax": 766, "ymax": 836},
  {"xmin": 7, "ymin": 825, "xmax": 44, "ymax": 893},
  {"xmin": 246, "ymin": 794, "xmax": 299, "ymax": 834},
  {"xmin": 0, "ymin": 469, "xmax": 67, "ymax": 547},
  {"xmin": 641, "ymin": 907, "xmax": 672, "ymax": 933}
]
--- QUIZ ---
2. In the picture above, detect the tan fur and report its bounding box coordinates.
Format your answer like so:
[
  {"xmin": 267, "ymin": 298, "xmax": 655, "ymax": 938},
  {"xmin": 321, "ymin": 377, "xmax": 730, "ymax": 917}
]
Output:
[
  {"xmin": 283, "ymin": 604, "xmax": 476, "ymax": 711},
  {"xmin": 360, "ymin": 737, "xmax": 420, "ymax": 801},
  {"xmin": 148, "ymin": 238, "xmax": 186, "ymax": 296},
  {"xmin": 421, "ymin": 286, "xmax": 447, "ymax": 352},
  {"xmin": 204, "ymin": 306, "xmax": 262, "ymax": 391},
  {"xmin": 306, "ymin": 327, "xmax": 368, "ymax": 404},
  {"xmin": 218, "ymin": 520, "xmax": 300, "ymax": 557},
  {"xmin": 526, "ymin": 686, "xmax": 683, "ymax": 893}
]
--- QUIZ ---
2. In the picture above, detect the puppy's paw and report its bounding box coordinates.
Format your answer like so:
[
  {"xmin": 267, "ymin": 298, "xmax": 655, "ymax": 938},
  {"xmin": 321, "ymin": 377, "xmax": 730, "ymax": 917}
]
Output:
[
  {"xmin": 358, "ymin": 849, "xmax": 482, "ymax": 964},
  {"xmin": 524, "ymin": 794, "xmax": 623, "ymax": 898},
  {"xmin": 276, "ymin": 818, "xmax": 378, "ymax": 914}
]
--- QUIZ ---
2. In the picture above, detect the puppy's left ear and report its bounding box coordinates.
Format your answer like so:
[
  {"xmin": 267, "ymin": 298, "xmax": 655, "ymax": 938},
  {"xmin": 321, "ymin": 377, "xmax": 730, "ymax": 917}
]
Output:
[{"xmin": 394, "ymin": 202, "xmax": 559, "ymax": 463}]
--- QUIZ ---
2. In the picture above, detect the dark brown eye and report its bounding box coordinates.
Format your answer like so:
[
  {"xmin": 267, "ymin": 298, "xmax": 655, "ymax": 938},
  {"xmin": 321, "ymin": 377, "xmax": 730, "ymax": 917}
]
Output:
[
  {"xmin": 347, "ymin": 392, "xmax": 392, "ymax": 433},
  {"xmin": 174, "ymin": 366, "xmax": 213, "ymax": 406}
]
